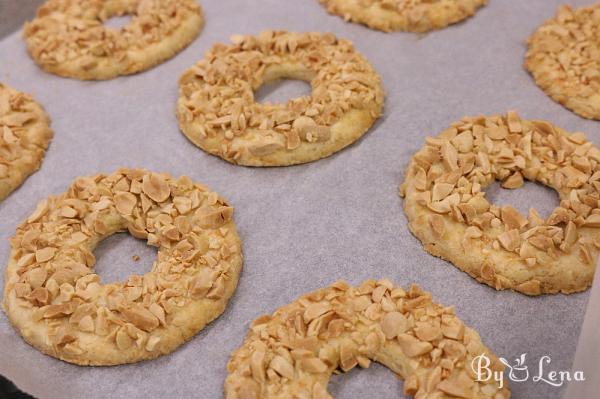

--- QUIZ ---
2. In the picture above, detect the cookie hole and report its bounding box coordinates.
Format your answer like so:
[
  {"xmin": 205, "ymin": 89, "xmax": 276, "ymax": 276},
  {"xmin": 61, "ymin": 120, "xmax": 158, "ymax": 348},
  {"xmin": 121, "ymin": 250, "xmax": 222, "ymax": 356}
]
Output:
[
  {"xmin": 255, "ymin": 79, "xmax": 312, "ymax": 105},
  {"xmin": 93, "ymin": 233, "xmax": 156, "ymax": 284},
  {"xmin": 103, "ymin": 14, "xmax": 133, "ymax": 30},
  {"xmin": 485, "ymin": 180, "xmax": 559, "ymax": 219},
  {"xmin": 328, "ymin": 364, "xmax": 402, "ymax": 397}
]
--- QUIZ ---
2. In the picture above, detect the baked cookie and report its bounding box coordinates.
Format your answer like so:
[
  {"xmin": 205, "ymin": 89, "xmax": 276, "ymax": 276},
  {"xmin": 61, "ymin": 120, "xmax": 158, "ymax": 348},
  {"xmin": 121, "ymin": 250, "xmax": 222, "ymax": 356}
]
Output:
[
  {"xmin": 526, "ymin": 4, "xmax": 600, "ymax": 120},
  {"xmin": 23, "ymin": 0, "xmax": 204, "ymax": 80},
  {"xmin": 400, "ymin": 112, "xmax": 600, "ymax": 296},
  {"xmin": 0, "ymin": 83, "xmax": 53, "ymax": 202},
  {"xmin": 318, "ymin": 0, "xmax": 487, "ymax": 33},
  {"xmin": 3, "ymin": 168, "xmax": 243, "ymax": 365},
  {"xmin": 225, "ymin": 279, "xmax": 510, "ymax": 398},
  {"xmin": 177, "ymin": 31, "xmax": 384, "ymax": 166}
]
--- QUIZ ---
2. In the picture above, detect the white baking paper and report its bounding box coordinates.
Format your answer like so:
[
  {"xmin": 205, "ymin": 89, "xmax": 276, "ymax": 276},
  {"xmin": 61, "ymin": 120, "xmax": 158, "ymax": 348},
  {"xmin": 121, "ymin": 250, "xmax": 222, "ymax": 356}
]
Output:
[{"xmin": 1, "ymin": 1, "xmax": 598, "ymax": 398}]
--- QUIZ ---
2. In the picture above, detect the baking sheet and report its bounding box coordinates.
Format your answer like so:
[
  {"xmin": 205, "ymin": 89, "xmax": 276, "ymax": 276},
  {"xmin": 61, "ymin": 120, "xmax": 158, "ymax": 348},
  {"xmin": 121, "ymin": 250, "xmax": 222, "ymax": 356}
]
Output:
[{"xmin": 0, "ymin": 1, "xmax": 598, "ymax": 398}]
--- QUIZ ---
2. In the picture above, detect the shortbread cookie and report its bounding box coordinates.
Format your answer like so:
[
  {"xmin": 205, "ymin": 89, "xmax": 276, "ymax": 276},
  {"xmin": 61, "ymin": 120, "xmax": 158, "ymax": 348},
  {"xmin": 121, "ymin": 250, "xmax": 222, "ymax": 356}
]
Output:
[
  {"xmin": 318, "ymin": 0, "xmax": 487, "ymax": 33},
  {"xmin": 526, "ymin": 4, "xmax": 600, "ymax": 120},
  {"xmin": 177, "ymin": 31, "xmax": 384, "ymax": 166},
  {"xmin": 3, "ymin": 168, "xmax": 243, "ymax": 365},
  {"xmin": 23, "ymin": 0, "xmax": 204, "ymax": 80},
  {"xmin": 225, "ymin": 279, "xmax": 510, "ymax": 399},
  {"xmin": 400, "ymin": 112, "xmax": 600, "ymax": 296},
  {"xmin": 0, "ymin": 83, "xmax": 53, "ymax": 202}
]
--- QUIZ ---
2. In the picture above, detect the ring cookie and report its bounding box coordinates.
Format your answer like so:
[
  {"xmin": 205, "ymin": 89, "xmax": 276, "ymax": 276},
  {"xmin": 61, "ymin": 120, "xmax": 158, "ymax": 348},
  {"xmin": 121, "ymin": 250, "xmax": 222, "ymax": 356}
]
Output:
[
  {"xmin": 400, "ymin": 112, "xmax": 600, "ymax": 296},
  {"xmin": 526, "ymin": 4, "xmax": 600, "ymax": 120},
  {"xmin": 3, "ymin": 168, "xmax": 242, "ymax": 365},
  {"xmin": 23, "ymin": 0, "xmax": 204, "ymax": 80},
  {"xmin": 225, "ymin": 279, "xmax": 509, "ymax": 399},
  {"xmin": 177, "ymin": 31, "xmax": 384, "ymax": 166},
  {"xmin": 318, "ymin": 0, "xmax": 487, "ymax": 33},
  {"xmin": 0, "ymin": 83, "xmax": 53, "ymax": 202}
]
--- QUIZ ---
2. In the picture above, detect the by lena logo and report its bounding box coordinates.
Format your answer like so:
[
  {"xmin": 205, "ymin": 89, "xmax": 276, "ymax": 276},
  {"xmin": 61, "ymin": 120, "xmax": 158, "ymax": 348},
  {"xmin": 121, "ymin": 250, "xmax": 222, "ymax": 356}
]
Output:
[{"xmin": 471, "ymin": 353, "xmax": 585, "ymax": 389}]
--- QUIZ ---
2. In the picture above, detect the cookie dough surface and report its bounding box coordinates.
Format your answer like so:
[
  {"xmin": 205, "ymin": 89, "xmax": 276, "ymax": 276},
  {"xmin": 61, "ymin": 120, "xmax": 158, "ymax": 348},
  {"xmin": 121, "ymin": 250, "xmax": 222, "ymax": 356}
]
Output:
[
  {"xmin": 23, "ymin": 0, "xmax": 204, "ymax": 80},
  {"xmin": 225, "ymin": 279, "xmax": 509, "ymax": 399},
  {"xmin": 526, "ymin": 4, "xmax": 600, "ymax": 120},
  {"xmin": 177, "ymin": 30, "xmax": 384, "ymax": 166},
  {"xmin": 3, "ymin": 168, "xmax": 243, "ymax": 365},
  {"xmin": 0, "ymin": 83, "xmax": 53, "ymax": 202},
  {"xmin": 401, "ymin": 112, "xmax": 600, "ymax": 296},
  {"xmin": 318, "ymin": 0, "xmax": 487, "ymax": 33}
]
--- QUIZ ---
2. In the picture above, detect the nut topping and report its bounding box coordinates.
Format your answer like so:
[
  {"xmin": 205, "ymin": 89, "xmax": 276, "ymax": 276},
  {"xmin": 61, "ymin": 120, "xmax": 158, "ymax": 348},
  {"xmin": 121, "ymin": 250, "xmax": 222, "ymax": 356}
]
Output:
[
  {"xmin": 526, "ymin": 3, "xmax": 600, "ymax": 120},
  {"xmin": 121, "ymin": 305, "xmax": 159, "ymax": 332},
  {"xmin": 225, "ymin": 280, "xmax": 509, "ymax": 399},
  {"xmin": 115, "ymin": 192, "xmax": 137, "ymax": 215},
  {"xmin": 142, "ymin": 174, "xmax": 171, "ymax": 203},
  {"xmin": 0, "ymin": 84, "xmax": 53, "ymax": 203},
  {"xmin": 401, "ymin": 112, "xmax": 600, "ymax": 295},
  {"xmin": 381, "ymin": 311, "xmax": 408, "ymax": 339},
  {"xmin": 23, "ymin": 0, "xmax": 204, "ymax": 80},
  {"xmin": 177, "ymin": 31, "xmax": 384, "ymax": 166},
  {"xmin": 3, "ymin": 169, "xmax": 243, "ymax": 365},
  {"xmin": 317, "ymin": 0, "xmax": 487, "ymax": 33}
]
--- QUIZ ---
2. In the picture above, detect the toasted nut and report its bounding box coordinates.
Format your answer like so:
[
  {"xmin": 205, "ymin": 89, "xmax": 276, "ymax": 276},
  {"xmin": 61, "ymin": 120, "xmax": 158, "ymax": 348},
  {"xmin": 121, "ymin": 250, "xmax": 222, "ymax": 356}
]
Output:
[
  {"xmin": 248, "ymin": 140, "xmax": 285, "ymax": 156},
  {"xmin": 121, "ymin": 305, "xmax": 159, "ymax": 332},
  {"xmin": 142, "ymin": 174, "xmax": 170, "ymax": 203},
  {"xmin": 506, "ymin": 111, "xmax": 522, "ymax": 133},
  {"xmin": 501, "ymin": 206, "xmax": 528, "ymax": 230},
  {"xmin": 116, "ymin": 328, "xmax": 133, "ymax": 350},
  {"xmin": 414, "ymin": 322, "xmax": 442, "ymax": 342},
  {"xmin": 78, "ymin": 315, "xmax": 95, "ymax": 332},
  {"xmin": 29, "ymin": 287, "xmax": 49, "ymax": 305},
  {"xmin": 35, "ymin": 247, "xmax": 56, "ymax": 263},
  {"xmin": 583, "ymin": 214, "xmax": 600, "ymax": 227},
  {"xmin": 195, "ymin": 206, "xmax": 233, "ymax": 228},
  {"xmin": 270, "ymin": 355, "xmax": 295, "ymax": 379},
  {"xmin": 13, "ymin": 283, "xmax": 32, "ymax": 298},
  {"xmin": 115, "ymin": 192, "xmax": 137, "ymax": 215},
  {"xmin": 145, "ymin": 336, "xmax": 161, "ymax": 352},
  {"xmin": 441, "ymin": 141, "xmax": 459, "ymax": 171},
  {"xmin": 190, "ymin": 268, "xmax": 215, "ymax": 298},
  {"xmin": 502, "ymin": 172, "xmax": 524, "ymax": 189},
  {"xmin": 54, "ymin": 327, "xmax": 77, "ymax": 346},
  {"xmin": 381, "ymin": 311, "xmax": 408, "ymax": 339},
  {"xmin": 498, "ymin": 229, "xmax": 520, "ymax": 252},
  {"xmin": 485, "ymin": 125, "xmax": 508, "ymax": 140},
  {"xmin": 299, "ymin": 358, "xmax": 328, "ymax": 374},
  {"xmin": 339, "ymin": 340, "xmax": 358, "ymax": 371},
  {"xmin": 292, "ymin": 116, "xmax": 317, "ymax": 137},
  {"xmin": 428, "ymin": 214, "xmax": 445, "ymax": 239},
  {"xmin": 285, "ymin": 130, "xmax": 301, "ymax": 150},
  {"xmin": 397, "ymin": 334, "xmax": 433, "ymax": 357},
  {"xmin": 27, "ymin": 267, "xmax": 47, "ymax": 289},
  {"xmin": 303, "ymin": 302, "xmax": 332, "ymax": 323},
  {"xmin": 432, "ymin": 183, "xmax": 454, "ymax": 202},
  {"xmin": 441, "ymin": 315, "xmax": 465, "ymax": 340},
  {"xmin": 515, "ymin": 280, "xmax": 541, "ymax": 296},
  {"xmin": 560, "ymin": 221, "xmax": 578, "ymax": 251}
]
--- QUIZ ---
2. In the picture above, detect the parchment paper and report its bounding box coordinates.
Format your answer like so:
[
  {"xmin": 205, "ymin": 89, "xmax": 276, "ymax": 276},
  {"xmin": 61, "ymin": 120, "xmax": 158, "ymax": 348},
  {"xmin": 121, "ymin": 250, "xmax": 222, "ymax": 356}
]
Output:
[{"xmin": 0, "ymin": 1, "xmax": 598, "ymax": 398}]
